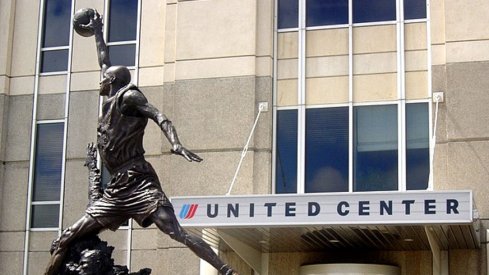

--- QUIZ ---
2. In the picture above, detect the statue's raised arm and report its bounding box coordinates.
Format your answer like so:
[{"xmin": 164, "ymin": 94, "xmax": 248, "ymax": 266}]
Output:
[
  {"xmin": 93, "ymin": 13, "xmax": 111, "ymax": 74},
  {"xmin": 76, "ymin": 9, "xmax": 111, "ymax": 74}
]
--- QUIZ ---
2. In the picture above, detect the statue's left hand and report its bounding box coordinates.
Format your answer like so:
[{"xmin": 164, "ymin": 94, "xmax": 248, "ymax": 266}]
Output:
[
  {"xmin": 84, "ymin": 143, "xmax": 98, "ymax": 169},
  {"xmin": 171, "ymin": 146, "xmax": 203, "ymax": 162}
]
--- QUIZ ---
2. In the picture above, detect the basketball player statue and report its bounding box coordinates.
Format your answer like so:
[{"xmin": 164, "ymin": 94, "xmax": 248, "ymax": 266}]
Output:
[{"xmin": 45, "ymin": 9, "xmax": 238, "ymax": 275}]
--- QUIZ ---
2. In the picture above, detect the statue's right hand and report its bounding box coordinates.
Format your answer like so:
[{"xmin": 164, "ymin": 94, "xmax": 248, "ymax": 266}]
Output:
[{"xmin": 81, "ymin": 9, "xmax": 103, "ymax": 32}]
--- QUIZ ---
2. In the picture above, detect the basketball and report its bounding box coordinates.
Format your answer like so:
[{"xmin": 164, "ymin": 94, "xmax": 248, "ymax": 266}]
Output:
[{"xmin": 73, "ymin": 8, "xmax": 96, "ymax": 37}]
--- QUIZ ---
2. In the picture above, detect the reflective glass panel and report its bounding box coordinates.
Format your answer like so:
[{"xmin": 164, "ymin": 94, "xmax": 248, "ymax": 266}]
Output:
[
  {"xmin": 31, "ymin": 204, "xmax": 60, "ymax": 228},
  {"xmin": 278, "ymin": 0, "xmax": 299, "ymax": 29},
  {"xmin": 305, "ymin": 108, "xmax": 349, "ymax": 193},
  {"xmin": 109, "ymin": 0, "xmax": 138, "ymax": 42},
  {"xmin": 307, "ymin": 0, "xmax": 348, "ymax": 27},
  {"xmin": 405, "ymin": 0, "xmax": 426, "ymax": 20},
  {"xmin": 41, "ymin": 50, "xmax": 69, "ymax": 73},
  {"xmin": 42, "ymin": 0, "xmax": 72, "ymax": 47},
  {"xmin": 108, "ymin": 44, "xmax": 136, "ymax": 67},
  {"xmin": 354, "ymin": 105, "xmax": 398, "ymax": 191},
  {"xmin": 276, "ymin": 110, "xmax": 298, "ymax": 193},
  {"xmin": 406, "ymin": 103, "xmax": 429, "ymax": 190},
  {"xmin": 353, "ymin": 0, "xmax": 396, "ymax": 23},
  {"xmin": 33, "ymin": 123, "xmax": 64, "ymax": 201}
]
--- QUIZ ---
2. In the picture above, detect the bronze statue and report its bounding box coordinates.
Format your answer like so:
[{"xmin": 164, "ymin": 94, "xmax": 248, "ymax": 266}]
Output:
[{"xmin": 46, "ymin": 9, "xmax": 237, "ymax": 275}]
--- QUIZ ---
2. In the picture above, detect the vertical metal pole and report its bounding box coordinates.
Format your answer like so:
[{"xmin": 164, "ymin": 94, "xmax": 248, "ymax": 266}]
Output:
[
  {"xmin": 58, "ymin": 0, "xmax": 76, "ymax": 237},
  {"xmin": 397, "ymin": 0, "xmax": 407, "ymax": 191},
  {"xmin": 271, "ymin": 0, "xmax": 279, "ymax": 194},
  {"xmin": 23, "ymin": 0, "xmax": 46, "ymax": 273},
  {"xmin": 297, "ymin": 0, "xmax": 306, "ymax": 194},
  {"xmin": 126, "ymin": 0, "xmax": 143, "ymax": 268},
  {"xmin": 426, "ymin": 0, "xmax": 434, "ymax": 191},
  {"xmin": 348, "ymin": 0, "xmax": 353, "ymax": 192}
]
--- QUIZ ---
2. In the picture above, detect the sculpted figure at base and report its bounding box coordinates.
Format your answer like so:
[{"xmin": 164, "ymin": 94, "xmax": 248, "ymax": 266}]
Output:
[
  {"xmin": 50, "ymin": 144, "xmax": 151, "ymax": 275},
  {"xmin": 46, "ymin": 9, "xmax": 237, "ymax": 275}
]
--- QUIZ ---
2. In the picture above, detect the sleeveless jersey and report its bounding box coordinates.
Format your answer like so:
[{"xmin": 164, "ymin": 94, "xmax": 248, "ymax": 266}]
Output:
[{"xmin": 97, "ymin": 84, "xmax": 147, "ymax": 173}]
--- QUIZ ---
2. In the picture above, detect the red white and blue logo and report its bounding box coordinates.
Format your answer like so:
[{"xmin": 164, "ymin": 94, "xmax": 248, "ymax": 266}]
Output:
[{"xmin": 179, "ymin": 204, "xmax": 199, "ymax": 219}]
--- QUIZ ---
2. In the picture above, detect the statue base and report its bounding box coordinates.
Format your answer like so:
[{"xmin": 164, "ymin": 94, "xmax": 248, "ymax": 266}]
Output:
[{"xmin": 56, "ymin": 234, "xmax": 151, "ymax": 275}]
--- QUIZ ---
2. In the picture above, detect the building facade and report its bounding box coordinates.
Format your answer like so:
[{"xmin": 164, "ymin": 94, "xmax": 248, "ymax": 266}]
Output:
[{"xmin": 0, "ymin": 0, "xmax": 488, "ymax": 274}]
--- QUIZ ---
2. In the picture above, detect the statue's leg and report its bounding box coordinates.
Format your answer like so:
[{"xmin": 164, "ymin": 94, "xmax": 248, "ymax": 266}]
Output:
[
  {"xmin": 149, "ymin": 206, "xmax": 236, "ymax": 275},
  {"xmin": 45, "ymin": 214, "xmax": 103, "ymax": 275}
]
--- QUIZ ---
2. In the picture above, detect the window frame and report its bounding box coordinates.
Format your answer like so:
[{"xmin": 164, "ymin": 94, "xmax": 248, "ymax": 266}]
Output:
[
  {"xmin": 29, "ymin": 120, "xmax": 66, "ymax": 230},
  {"xmin": 304, "ymin": 106, "xmax": 350, "ymax": 193},
  {"xmin": 39, "ymin": 0, "xmax": 72, "ymax": 75},
  {"xmin": 277, "ymin": 0, "xmax": 428, "ymax": 31},
  {"xmin": 274, "ymin": 101, "xmax": 432, "ymax": 194},
  {"xmin": 353, "ymin": 104, "xmax": 399, "ymax": 192},
  {"xmin": 24, "ymin": 6, "xmax": 75, "ymax": 274},
  {"xmin": 306, "ymin": 0, "xmax": 349, "ymax": 27},
  {"xmin": 275, "ymin": 107, "xmax": 300, "ymax": 194},
  {"xmin": 105, "ymin": 0, "xmax": 140, "ymax": 68},
  {"xmin": 273, "ymin": 0, "xmax": 433, "ymax": 194}
]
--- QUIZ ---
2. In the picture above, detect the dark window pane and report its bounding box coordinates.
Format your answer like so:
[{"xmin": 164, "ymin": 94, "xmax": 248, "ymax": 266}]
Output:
[
  {"xmin": 31, "ymin": 204, "xmax": 60, "ymax": 228},
  {"xmin": 305, "ymin": 108, "xmax": 349, "ymax": 193},
  {"xmin": 108, "ymin": 44, "xmax": 136, "ymax": 67},
  {"xmin": 41, "ymin": 50, "xmax": 69, "ymax": 73},
  {"xmin": 406, "ymin": 103, "xmax": 429, "ymax": 190},
  {"xmin": 307, "ymin": 0, "xmax": 348, "ymax": 27},
  {"xmin": 276, "ymin": 110, "xmax": 298, "ymax": 193},
  {"xmin": 354, "ymin": 105, "xmax": 398, "ymax": 191},
  {"xmin": 405, "ymin": 0, "xmax": 426, "ymax": 20},
  {"xmin": 42, "ymin": 0, "xmax": 72, "ymax": 47},
  {"xmin": 33, "ymin": 123, "xmax": 64, "ymax": 201},
  {"xmin": 353, "ymin": 0, "xmax": 396, "ymax": 23},
  {"xmin": 278, "ymin": 0, "xmax": 298, "ymax": 29},
  {"xmin": 109, "ymin": 0, "xmax": 138, "ymax": 42}
]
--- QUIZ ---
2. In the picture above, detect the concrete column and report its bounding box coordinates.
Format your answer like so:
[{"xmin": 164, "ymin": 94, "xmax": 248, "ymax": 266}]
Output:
[{"xmin": 425, "ymin": 226, "xmax": 448, "ymax": 275}]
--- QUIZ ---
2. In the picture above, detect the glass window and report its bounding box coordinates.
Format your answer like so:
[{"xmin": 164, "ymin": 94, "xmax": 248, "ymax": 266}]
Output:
[
  {"xmin": 108, "ymin": 0, "xmax": 138, "ymax": 42},
  {"xmin": 306, "ymin": 0, "xmax": 348, "ymax": 27},
  {"xmin": 31, "ymin": 122, "xmax": 64, "ymax": 229},
  {"xmin": 31, "ymin": 204, "xmax": 60, "ymax": 228},
  {"xmin": 406, "ymin": 103, "xmax": 429, "ymax": 190},
  {"xmin": 42, "ymin": 0, "xmax": 72, "ymax": 47},
  {"xmin": 108, "ymin": 44, "xmax": 136, "ymax": 67},
  {"xmin": 353, "ymin": 0, "xmax": 396, "ymax": 23},
  {"xmin": 278, "ymin": 0, "xmax": 299, "ymax": 29},
  {"xmin": 305, "ymin": 108, "xmax": 349, "ymax": 193},
  {"xmin": 33, "ymin": 123, "xmax": 64, "ymax": 201},
  {"xmin": 276, "ymin": 110, "xmax": 298, "ymax": 193},
  {"xmin": 41, "ymin": 50, "xmax": 69, "ymax": 73},
  {"xmin": 404, "ymin": 0, "xmax": 426, "ymax": 20},
  {"xmin": 40, "ymin": 0, "xmax": 71, "ymax": 73},
  {"xmin": 354, "ymin": 105, "xmax": 398, "ymax": 191}
]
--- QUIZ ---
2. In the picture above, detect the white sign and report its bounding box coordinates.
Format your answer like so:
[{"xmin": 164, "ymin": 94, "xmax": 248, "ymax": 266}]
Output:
[{"xmin": 171, "ymin": 191, "xmax": 473, "ymax": 227}]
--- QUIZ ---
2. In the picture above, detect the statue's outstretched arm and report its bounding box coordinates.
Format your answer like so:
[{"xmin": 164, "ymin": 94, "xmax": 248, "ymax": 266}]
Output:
[
  {"xmin": 119, "ymin": 89, "xmax": 203, "ymax": 162},
  {"xmin": 84, "ymin": 143, "xmax": 102, "ymax": 206}
]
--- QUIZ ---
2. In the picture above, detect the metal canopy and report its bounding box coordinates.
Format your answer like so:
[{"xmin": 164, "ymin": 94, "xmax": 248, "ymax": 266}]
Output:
[
  {"xmin": 174, "ymin": 191, "xmax": 480, "ymax": 255},
  {"xmin": 190, "ymin": 223, "xmax": 480, "ymax": 254}
]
